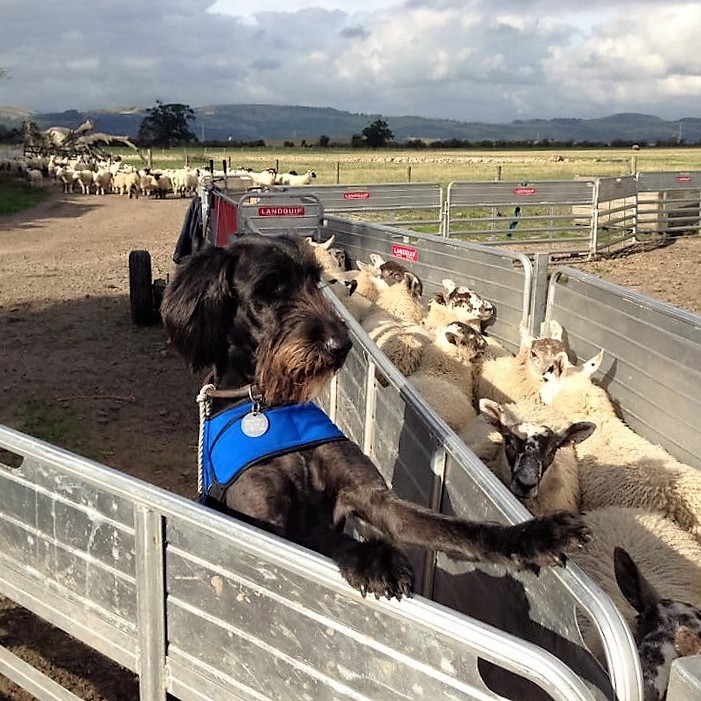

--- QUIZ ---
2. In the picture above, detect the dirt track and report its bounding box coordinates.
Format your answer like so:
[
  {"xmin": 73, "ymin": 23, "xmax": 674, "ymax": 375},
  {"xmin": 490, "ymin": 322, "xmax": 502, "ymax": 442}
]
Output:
[{"xmin": 0, "ymin": 187, "xmax": 700, "ymax": 699}]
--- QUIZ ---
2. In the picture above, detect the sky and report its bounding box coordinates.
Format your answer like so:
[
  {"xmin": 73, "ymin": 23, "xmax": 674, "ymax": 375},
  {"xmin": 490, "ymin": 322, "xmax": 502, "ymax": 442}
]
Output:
[{"xmin": 1, "ymin": 0, "xmax": 701, "ymax": 123}]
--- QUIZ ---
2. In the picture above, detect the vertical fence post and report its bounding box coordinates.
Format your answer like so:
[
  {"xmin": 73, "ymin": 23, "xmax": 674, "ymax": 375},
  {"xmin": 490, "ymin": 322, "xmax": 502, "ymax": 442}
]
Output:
[
  {"xmin": 134, "ymin": 506, "xmax": 168, "ymax": 701},
  {"xmin": 630, "ymin": 156, "xmax": 638, "ymax": 175},
  {"xmin": 407, "ymin": 165, "xmax": 412, "ymax": 183},
  {"xmin": 495, "ymin": 165, "xmax": 502, "ymax": 181},
  {"xmin": 336, "ymin": 161, "xmax": 340, "ymax": 184},
  {"xmin": 529, "ymin": 253, "xmax": 550, "ymax": 337},
  {"xmin": 147, "ymin": 148, "xmax": 153, "ymax": 170}
]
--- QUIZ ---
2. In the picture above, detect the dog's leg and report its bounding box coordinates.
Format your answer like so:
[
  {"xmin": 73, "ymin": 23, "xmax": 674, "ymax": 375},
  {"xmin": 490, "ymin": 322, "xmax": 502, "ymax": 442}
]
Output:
[{"xmin": 339, "ymin": 488, "xmax": 588, "ymax": 574}]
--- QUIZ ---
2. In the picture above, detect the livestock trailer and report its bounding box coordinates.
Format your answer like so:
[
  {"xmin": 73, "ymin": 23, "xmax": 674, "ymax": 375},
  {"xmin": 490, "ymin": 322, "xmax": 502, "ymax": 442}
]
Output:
[{"xmin": 6, "ymin": 187, "xmax": 701, "ymax": 700}]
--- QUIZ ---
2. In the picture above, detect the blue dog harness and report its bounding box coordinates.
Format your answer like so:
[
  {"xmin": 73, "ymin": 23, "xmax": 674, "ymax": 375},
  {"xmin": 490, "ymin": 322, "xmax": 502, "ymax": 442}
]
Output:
[{"xmin": 200, "ymin": 399, "xmax": 346, "ymax": 499}]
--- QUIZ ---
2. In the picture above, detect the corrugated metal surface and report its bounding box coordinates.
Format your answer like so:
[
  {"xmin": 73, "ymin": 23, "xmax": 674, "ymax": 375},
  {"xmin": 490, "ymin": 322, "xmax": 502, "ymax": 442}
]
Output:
[
  {"xmin": 0, "ymin": 424, "xmax": 612, "ymax": 701},
  {"xmin": 545, "ymin": 267, "xmax": 701, "ymax": 470}
]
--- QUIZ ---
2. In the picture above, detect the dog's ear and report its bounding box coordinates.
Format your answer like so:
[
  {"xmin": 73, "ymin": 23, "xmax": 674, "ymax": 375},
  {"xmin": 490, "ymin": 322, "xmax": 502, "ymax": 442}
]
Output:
[{"xmin": 160, "ymin": 247, "xmax": 238, "ymax": 373}]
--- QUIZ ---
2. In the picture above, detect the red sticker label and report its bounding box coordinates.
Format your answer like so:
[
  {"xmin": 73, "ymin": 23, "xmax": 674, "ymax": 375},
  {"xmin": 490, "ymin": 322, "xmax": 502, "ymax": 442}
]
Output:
[
  {"xmin": 392, "ymin": 244, "xmax": 418, "ymax": 262},
  {"xmin": 676, "ymin": 175, "xmax": 692, "ymax": 183},
  {"xmin": 343, "ymin": 192, "xmax": 371, "ymax": 200},
  {"xmin": 513, "ymin": 186, "xmax": 537, "ymax": 195},
  {"xmin": 258, "ymin": 206, "xmax": 305, "ymax": 216}
]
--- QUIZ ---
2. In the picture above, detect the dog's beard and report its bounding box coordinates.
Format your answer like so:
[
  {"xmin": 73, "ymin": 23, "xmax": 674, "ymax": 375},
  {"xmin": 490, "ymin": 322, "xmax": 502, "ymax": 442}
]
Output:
[{"xmin": 255, "ymin": 333, "xmax": 346, "ymax": 405}]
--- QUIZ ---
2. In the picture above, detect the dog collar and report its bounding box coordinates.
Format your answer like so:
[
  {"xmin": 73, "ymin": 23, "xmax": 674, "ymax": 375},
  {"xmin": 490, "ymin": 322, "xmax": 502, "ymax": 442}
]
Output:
[{"xmin": 201, "ymin": 401, "xmax": 346, "ymax": 496}]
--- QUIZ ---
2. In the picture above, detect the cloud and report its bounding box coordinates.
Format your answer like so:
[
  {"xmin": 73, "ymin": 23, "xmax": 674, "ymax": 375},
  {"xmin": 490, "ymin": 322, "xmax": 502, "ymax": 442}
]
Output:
[{"xmin": 0, "ymin": 0, "xmax": 699, "ymax": 121}]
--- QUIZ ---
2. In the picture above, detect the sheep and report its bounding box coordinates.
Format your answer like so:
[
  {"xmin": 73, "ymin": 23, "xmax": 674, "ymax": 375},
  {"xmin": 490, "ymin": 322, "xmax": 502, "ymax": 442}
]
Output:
[
  {"xmin": 56, "ymin": 166, "xmax": 75, "ymax": 193},
  {"xmin": 423, "ymin": 278, "xmax": 495, "ymax": 331},
  {"xmin": 360, "ymin": 272, "xmax": 428, "ymax": 375},
  {"xmin": 326, "ymin": 278, "xmax": 374, "ymax": 324},
  {"xmin": 570, "ymin": 508, "xmax": 701, "ymax": 698},
  {"xmin": 459, "ymin": 398, "xmax": 594, "ymax": 516},
  {"xmin": 92, "ymin": 169, "xmax": 113, "ymax": 195},
  {"xmin": 72, "ymin": 169, "xmax": 95, "ymax": 195},
  {"xmin": 123, "ymin": 171, "xmax": 141, "ymax": 199},
  {"xmin": 153, "ymin": 173, "xmax": 172, "ymax": 199},
  {"xmin": 541, "ymin": 350, "xmax": 701, "ymax": 541},
  {"xmin": 369, "ymin": 271, "xmax": 424, "ymax": 323},
  {"xmin": 278, "ymin": 169, "xmax": 317, "ymax": 186},
  {"xmin": 474, "ymin": 320, "xmax": 567, "ymax": 406},
  {"xmin": 302, "ymin": 235, "xmax": 346, "ymax": 280},
  {"xmin": 27, "ymin": 168, "xmax": 43, "ymax": 188},
  {"xmin": 245, "ymin": 167, "xmax": 278, "ymax": 187},
  {"xmin": 408, "ymin": 322, "xmax": 488, "ymax": 432},
  {"xmin": 171, "ymin": 167, "xmax": 199, "ymax": 197}
]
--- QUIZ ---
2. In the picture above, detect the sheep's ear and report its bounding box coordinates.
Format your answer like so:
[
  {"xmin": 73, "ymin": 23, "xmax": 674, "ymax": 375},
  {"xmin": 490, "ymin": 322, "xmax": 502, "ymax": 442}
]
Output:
[
  {"xmin": 432, "ymin": 291, "xmax": 447, "ymax": 305},
  {"xmin": 442, "ymin": 278, "xmax": 457, "ymax": 294},
  {"xmin": 445, "ymin": 331, "xmax": 459, "ymax": 346},
  {"xmin": 547, "ymin": 320, "xmax": 564, "ymax": 341},
  {"xmin": 557, "ymin": 421, "xmax": 596, "ymax": 448},
  {"xmin": 613, "ymin": 547, "xmax": 660, "ymax": 614},
  {"xmin": 479, "ymin": 399, "xmax": 504, "ymax": 428},
  {"xmin": 551, "ymin": 351, "xmax": 571, "ymax": 378},
  {"xmin": 319, "ymin": 234, "xmax": 335, "ymax": 250},
  {"xmin": 519, "ymin": 323, "xmax": 535, "ymax": 350},
  {"xmin": 582, "ymin": 349, "xmax": 604, "ymax": 376},
  {"xmin": 356, "ymin": 260, "xmax": 372, "ymax": 273}
]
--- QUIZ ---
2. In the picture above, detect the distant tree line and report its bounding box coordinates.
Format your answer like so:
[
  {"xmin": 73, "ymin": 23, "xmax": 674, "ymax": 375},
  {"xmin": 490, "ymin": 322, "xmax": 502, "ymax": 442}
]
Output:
[{"xmin": 3, "ymin": 101, "xmax": 699, "ymax": 150}]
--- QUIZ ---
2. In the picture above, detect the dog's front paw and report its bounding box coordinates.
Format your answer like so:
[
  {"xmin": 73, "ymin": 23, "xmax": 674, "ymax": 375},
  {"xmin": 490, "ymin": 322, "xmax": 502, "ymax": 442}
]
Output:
[
  {"xmin": 337, "ymin": 539, "xmax": 415, "ymax": 600},
  {"xmin": 509, "ymin": 511, "xmax": 589, "ymax": 572}
]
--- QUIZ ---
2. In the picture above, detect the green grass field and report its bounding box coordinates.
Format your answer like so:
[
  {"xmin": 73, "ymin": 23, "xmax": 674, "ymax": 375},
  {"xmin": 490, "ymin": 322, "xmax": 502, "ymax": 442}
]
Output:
[
  {"xmin": 111, "ymin": 145, "xmax": 701, "ymax": 189},
  {"xmin": 0, "ymin": 175, "xmax": 48, "ymax": 215}
]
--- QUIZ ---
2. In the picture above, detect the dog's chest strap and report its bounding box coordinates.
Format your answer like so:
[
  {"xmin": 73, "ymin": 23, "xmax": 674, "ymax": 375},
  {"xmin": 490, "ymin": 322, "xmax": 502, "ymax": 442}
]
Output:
[{"xmin": 201, "ymin": 401, "xmax": 346, "ymax": 495}]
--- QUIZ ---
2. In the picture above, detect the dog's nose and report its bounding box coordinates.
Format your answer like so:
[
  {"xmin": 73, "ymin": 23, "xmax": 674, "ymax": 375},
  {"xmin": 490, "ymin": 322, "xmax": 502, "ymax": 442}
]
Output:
[{"xmin": 325, "ymin": 334, "xmax": 352, "ymax": 360}]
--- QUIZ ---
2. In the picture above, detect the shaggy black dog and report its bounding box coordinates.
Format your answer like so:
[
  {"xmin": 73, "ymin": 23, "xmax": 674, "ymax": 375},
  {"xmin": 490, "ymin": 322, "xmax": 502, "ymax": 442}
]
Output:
[{"xmin": 160, "ymin": 235, "xmax": 588, "ymax": 600}]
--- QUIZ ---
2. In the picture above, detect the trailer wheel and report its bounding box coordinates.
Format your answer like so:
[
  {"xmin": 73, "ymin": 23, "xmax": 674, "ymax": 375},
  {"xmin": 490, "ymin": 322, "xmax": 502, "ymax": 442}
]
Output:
[{"xmin": 129, "ymin": 249, "xmax": 156, "ymax": 325}]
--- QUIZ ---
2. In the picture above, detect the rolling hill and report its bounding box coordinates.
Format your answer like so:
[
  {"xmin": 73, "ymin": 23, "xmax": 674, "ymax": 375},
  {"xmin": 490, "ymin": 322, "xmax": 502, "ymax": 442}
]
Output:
[{"xmin": 1, "ymin": 103, "xmax": 699, "ymax": 144}]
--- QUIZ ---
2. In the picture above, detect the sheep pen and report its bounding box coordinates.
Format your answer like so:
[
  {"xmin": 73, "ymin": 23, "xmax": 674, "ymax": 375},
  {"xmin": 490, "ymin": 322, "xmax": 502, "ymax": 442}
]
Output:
[{"xmin": 0, "ymin": 177, "xmax": 700, "ymax": 700}]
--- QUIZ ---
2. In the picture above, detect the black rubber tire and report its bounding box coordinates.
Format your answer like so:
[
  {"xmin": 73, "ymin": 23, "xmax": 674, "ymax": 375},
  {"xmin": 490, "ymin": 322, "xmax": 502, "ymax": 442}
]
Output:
[{"xmin": 129, "ymin": 250, "xmax": 156, "ymax": 325}]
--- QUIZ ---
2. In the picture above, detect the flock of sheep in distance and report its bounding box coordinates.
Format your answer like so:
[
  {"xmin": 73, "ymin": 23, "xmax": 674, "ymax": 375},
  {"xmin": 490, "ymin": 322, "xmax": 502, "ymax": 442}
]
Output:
[
  {"xmin": 0, "ymin": 152, "xmax": 317, "ymax": 197},
  {"xmin": 305, "ymin": 234, "xmax": 701, "ymax": 701},
  {"xmin": 3, "ymin": 146, "xmax": 700, "ymax": 700}
]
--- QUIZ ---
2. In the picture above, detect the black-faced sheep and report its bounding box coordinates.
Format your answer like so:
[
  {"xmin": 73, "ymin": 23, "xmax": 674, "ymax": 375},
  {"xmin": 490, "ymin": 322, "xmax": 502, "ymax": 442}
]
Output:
[
  {"xmin": 541, "ymin": 350, "xmax": 701, "ymax": 542},
  {"xmin": 459, "ymin": 398, "xmax": 594, "ymax": 516}
]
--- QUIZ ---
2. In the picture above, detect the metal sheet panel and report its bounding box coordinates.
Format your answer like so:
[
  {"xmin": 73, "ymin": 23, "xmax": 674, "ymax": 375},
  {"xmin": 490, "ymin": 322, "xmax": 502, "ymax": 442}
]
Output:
[
  {"xmin": 545, "ymin": 268, "xmax": 701, "ymax": 470},
  {"xmin": 325, "ymin": 217, "xmax": 532, "ymax": 355}
]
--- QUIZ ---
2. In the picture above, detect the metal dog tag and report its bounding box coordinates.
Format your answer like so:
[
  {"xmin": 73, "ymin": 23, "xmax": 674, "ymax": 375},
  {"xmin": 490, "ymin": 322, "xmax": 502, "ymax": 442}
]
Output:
[{"xmin": 241, "ymin": 411, "xmax": 269, "ymax": 438}]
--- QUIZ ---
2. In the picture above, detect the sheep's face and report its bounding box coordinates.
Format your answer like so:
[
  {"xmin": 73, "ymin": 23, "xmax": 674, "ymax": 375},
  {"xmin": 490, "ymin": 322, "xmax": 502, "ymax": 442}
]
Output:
[
  {"xmin": 526, "ymin": 337, "xmax": 568, "ymax": 377},
  {"xmin": 502, "ymin": 423, "xmax": 562, "ymax": 499},
  {"xmin": 479, "ymin": 399, "xmax": 596, "ymax": 501},
  {"xmin": 442, "ymin": 322, "xmax": 487, "ymax": 361},
  {"xmin": 437, "ymin": 281, "xmax": 495, "ymax": 323}
]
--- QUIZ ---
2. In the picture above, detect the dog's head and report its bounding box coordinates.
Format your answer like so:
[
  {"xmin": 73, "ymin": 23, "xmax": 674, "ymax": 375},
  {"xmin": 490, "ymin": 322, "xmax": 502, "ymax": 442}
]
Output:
[{"xmin": 160, "ymin": 235, "xmax": 352, "ymax": 405}]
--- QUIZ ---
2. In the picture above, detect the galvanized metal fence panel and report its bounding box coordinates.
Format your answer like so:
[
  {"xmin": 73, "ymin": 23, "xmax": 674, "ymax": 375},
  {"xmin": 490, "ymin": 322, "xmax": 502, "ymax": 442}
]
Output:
[
  {"xmin": 282, "ymin": 182, "xmax": 444, "ymax": 233},
  {"xmin": 591, "ymin": 176, "xmax": 638, "ymax": 252},
  {"xmin": 319, "ymin": 297, "xmax": 642, "ymax": 701},
  {"xmin": 445, "ymin": 180, "xmax": 597, "ymax": 254},
  {"xmin": 236, "ymin": 190, "xmax": 325, "ymax": 238},
  {"xmin": 325, "ymin": 216, "xmax": 532, "ymax": 355},
  {"xmin": 636, "ymin": 171, "xmax": 701, "ymax": 237},
  {"xmin": 0, "ymin": 421, "xmax": 618, "ymax": 701},
  {"xmin": 544, "ymin": 267, "xmax": 701, "ymax": 471}
]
